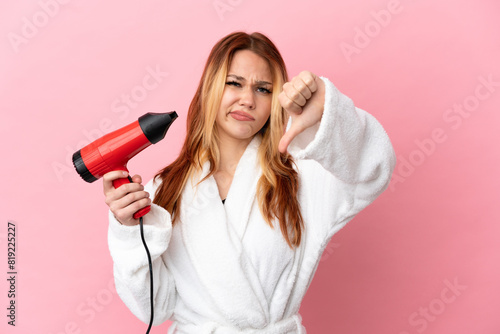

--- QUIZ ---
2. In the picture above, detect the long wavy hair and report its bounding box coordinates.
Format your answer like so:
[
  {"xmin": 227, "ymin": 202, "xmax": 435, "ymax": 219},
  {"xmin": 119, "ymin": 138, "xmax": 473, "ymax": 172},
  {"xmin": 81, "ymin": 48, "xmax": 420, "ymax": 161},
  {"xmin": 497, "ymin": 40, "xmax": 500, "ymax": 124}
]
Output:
[{"xmin": 153, "ymin": 32, "xmax": 304, "ymax": 248}]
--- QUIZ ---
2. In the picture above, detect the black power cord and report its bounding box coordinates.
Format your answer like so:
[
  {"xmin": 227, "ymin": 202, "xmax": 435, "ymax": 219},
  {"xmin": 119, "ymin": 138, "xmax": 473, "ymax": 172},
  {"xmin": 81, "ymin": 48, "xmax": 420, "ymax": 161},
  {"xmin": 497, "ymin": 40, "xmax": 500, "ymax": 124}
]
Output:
[
  {"xmin": 125, "ymin": 175, "xmax": 154, "ymax": 333},
  {"xmin": 139, "ymin": 216, "xmax": 154, "ymax": 333}
]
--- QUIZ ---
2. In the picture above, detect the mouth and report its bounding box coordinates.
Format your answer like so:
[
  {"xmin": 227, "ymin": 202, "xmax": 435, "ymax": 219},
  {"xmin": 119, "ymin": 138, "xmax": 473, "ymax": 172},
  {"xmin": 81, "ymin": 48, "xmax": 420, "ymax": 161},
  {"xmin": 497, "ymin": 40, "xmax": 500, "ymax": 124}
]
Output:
[{"xmin": 229, "ymin": 110, "xmax": 255, "ymax": 121}]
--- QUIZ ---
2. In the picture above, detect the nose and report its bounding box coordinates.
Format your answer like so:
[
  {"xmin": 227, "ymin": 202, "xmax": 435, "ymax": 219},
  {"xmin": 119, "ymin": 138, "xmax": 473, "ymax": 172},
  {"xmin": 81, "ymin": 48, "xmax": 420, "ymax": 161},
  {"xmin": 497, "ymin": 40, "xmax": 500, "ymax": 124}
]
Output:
[{"xmin": 238, "ymin": 86, "xmax": 255, "ymax": 109}]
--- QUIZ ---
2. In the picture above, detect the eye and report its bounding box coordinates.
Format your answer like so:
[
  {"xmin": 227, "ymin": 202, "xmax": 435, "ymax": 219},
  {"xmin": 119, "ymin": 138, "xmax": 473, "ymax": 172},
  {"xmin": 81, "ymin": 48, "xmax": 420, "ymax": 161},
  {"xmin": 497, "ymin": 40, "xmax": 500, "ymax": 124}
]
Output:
[
  {"xmin": 226, "ymin": 80, "xmax": 241, "ymax": 87},
  {"xmin": 257, "ymin": 87, "xmax": 272, "ymax": 94}
]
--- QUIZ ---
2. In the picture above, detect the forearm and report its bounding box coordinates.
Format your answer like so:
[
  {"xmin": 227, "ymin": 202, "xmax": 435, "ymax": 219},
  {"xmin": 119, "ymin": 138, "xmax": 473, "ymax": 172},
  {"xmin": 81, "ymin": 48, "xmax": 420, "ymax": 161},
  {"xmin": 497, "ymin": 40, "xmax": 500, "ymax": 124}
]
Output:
[
  {"xmin": 289, "ymin": 76, "xmax": 396, "ymax": 198},
  {"xmin": 108, "ymin": 203, "xmax": 176, "ymax": 324}
]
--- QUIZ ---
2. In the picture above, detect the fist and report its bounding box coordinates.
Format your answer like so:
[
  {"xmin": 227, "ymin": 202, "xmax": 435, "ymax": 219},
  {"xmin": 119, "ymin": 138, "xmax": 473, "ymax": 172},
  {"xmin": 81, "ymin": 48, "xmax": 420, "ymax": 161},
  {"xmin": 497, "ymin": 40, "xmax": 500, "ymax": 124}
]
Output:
[
  {"xmin": 278, "ymin": 71, "xmax": 325, "ymax": 153},
  {"xmin": 103, "ymin": 171, "xmax": 151, "ymax": 226}
]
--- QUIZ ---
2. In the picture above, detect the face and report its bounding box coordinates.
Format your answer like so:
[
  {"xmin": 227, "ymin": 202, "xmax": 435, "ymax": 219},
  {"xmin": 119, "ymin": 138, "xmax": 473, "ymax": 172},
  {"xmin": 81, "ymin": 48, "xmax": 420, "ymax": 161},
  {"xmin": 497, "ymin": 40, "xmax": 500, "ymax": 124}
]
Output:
[{"xmin": 215, "ymin": 50, "xmax": 273, "ymax": 143}]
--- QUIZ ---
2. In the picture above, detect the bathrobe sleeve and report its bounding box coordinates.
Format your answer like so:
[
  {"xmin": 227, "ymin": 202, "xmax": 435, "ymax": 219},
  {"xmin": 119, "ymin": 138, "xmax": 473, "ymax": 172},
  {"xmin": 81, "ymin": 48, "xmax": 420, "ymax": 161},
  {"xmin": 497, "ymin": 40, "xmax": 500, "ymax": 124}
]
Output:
[
  {"xmin": 288, "ymin": 76, "xmax": 396, "ymax": 241},
  {"xmin": 107, "ymin": 178, "xmax": 176, "ymax": 325}
]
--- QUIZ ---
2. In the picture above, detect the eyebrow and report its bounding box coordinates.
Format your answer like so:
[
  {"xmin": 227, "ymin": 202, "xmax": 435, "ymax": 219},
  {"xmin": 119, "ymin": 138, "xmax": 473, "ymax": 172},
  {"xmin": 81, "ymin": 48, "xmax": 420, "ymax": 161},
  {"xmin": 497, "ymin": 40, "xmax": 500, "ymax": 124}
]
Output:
[{"xmin": 227, "ymin": 74, "xmax": 272, "ymax": 86}]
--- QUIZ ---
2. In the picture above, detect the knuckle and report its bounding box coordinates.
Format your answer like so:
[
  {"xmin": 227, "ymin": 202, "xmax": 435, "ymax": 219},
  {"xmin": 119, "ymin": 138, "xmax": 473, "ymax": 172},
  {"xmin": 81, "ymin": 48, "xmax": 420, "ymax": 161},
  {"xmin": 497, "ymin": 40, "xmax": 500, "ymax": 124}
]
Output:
[
  {"xmin": 124, "ymin": 192, "xmax": 136, "ymax": 203},
  {"xmin": 114, "ymin": 211, "xmax": 127, "ymax": 222},
  {"xmin": 295, "ymin": 81, "xmax": 306, "ymax": 92},
  {"xmin": 283, "ymin": 99, "xmax": 294, "ymax": 109},
  {"xmin": 123, "ymin": 186, "xmax": 133, "ymax": 196},
  {"xmin": 283, "ymin": 83, "xmax": 293, "ymax": 95},
  {"xmin": 132, "ymin": 199, "xmax": 146, "ymax": 211},
  {"xmin": 290, "ymin": 90, "xmax": 300, "ymax": 100},
  {"xmin": 144, "ymin": 197, "xmax": 152, "ymax": 207},
  {"xmin": 129, "ymin": 190, "xmax": 146, "ymax": 203},
  {"xmin": 304, "ymin": 76, "xmax": 314, "ymax": 87},
  {"xmin": 122, "ymin": 183, "xmax": 133, "ymax": 192},
  {"xmin": 278, "ymin": 92, "xmax": 286, "ymax": 103},
  {"xmin": 132, "ymin": 191, "xmax": 142, "ymax": 201},
  {"xmin": 109, "ymin": 202, "xmax": 118, "ymax": 213},
  {"xmin": 120, "ymin": 183, "xmax": 136, "ymax": 194}
]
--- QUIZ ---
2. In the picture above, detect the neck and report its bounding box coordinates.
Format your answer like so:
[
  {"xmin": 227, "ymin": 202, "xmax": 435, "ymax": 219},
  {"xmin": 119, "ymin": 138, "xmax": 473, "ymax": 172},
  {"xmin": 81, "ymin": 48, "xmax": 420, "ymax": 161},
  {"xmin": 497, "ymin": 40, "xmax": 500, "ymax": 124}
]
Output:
[{"xmin": 217, "ymin": 133, "xmax": 255, "ymax": 173}]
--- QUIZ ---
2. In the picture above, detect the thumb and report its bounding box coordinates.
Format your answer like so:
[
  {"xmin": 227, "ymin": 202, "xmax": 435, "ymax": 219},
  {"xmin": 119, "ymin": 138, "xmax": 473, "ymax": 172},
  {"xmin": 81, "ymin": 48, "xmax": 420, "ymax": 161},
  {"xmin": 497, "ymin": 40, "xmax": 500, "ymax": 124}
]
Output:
[
  {"xmin": 279, "ymin": 121, "xmax": 304, "ymax": 154},
  {"xmin": 131, "ymin": 174, "xmax": 142, "ymax": 184}
]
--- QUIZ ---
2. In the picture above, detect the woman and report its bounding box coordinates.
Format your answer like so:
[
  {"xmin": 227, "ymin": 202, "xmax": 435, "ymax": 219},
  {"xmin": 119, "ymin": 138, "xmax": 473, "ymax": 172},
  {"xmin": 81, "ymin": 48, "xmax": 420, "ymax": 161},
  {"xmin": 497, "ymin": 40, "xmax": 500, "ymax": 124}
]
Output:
[{"xmin": 104, "ymin": 32, "xmax": 395, "ymax": 333}]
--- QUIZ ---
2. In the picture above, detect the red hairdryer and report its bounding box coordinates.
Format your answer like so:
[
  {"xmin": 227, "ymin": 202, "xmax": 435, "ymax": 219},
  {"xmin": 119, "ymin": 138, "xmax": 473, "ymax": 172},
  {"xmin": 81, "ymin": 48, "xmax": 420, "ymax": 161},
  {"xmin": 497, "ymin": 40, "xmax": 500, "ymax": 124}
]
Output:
[{"xmin": 72, "ymin": 111, "xmax": 177, "ymax": 218}]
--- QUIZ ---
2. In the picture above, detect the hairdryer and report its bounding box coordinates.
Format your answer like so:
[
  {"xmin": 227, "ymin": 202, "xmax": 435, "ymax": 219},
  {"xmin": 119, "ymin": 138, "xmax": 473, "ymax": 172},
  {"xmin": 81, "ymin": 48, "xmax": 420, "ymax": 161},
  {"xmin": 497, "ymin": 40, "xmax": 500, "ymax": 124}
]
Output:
[{"xmin": 72, "ymin": 111, "xmax": 177, "ymax": 218}]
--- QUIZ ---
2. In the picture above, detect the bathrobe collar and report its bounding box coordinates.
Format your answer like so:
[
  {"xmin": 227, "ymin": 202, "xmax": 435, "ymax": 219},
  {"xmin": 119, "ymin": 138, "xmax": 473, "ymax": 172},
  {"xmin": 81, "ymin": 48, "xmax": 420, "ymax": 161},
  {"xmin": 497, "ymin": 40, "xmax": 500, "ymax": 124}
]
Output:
[{"xmin": 179, "ymin": 135, "xmax": 270, "ymax": 327}]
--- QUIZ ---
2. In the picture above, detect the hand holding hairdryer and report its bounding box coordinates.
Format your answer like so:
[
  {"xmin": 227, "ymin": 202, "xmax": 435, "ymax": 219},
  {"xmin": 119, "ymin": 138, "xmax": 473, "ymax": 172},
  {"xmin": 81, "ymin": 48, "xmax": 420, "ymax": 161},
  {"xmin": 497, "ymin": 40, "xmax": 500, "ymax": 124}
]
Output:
[
  {"xmin": 102, "ymin": 171, "xmax": 148, "ymax": 226},
  {"xmin": 72, "ymin": 112, "xmax": 177, "ymax": 220}
]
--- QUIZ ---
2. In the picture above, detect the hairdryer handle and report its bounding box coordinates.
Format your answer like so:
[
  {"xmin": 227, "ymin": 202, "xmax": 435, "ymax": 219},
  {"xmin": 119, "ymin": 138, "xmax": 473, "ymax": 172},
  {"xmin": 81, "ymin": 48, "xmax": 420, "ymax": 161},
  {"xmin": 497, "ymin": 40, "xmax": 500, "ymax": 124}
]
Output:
[{"xmin": 112, "ymin": 176, "xmax": 151, "ymax": 219}]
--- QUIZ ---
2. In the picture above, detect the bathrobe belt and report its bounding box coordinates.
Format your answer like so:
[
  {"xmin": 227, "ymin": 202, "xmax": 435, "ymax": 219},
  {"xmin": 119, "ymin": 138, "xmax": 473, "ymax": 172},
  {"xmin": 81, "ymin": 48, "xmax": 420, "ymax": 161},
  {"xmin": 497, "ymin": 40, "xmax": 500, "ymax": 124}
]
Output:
[{"xmin": 173, "ymin": 313, "xmax": 305, "ymax": 334}]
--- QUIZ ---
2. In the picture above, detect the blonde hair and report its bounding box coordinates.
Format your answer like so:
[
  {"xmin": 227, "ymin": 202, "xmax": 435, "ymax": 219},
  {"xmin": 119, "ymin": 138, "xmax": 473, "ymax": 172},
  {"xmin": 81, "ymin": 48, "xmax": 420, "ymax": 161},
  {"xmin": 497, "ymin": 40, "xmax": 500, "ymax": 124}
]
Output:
[{"xmin": 154, "ymin": 32, "xmax": 303, "ymax": 248}]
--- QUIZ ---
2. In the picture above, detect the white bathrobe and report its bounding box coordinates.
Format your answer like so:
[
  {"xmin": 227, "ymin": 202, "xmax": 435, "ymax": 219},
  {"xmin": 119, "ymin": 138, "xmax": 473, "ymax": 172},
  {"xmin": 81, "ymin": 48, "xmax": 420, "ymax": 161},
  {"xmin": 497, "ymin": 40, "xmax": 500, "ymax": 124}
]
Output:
[{"xmin": 108, "ymin": 77, "xmax": 396, "ymax": 333}]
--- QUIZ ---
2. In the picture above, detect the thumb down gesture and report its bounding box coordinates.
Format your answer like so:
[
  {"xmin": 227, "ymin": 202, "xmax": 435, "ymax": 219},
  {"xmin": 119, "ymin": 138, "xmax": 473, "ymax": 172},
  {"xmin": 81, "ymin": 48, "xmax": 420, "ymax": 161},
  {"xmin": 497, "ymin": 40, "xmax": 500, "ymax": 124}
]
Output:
[{"xmin": 278, "ymin": 71, "xmax": 325, "ymax": 154}]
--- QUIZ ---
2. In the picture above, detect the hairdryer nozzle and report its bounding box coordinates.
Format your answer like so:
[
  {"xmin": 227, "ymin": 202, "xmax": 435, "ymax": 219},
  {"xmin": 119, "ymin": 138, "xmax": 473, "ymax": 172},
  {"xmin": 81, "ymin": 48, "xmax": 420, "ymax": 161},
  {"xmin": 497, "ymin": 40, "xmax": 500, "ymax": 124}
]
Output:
[{"xmin": 139, "ymin": 111, "xmax": 178, "ymax": 144}]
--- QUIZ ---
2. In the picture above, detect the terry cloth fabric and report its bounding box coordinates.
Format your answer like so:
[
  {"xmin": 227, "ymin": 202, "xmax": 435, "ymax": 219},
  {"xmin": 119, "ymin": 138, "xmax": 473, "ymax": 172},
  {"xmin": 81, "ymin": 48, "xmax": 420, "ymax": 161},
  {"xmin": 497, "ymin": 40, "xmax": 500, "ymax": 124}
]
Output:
[{"xmin": 108, "ymin": 77, "xmax": 396, "ymax": 333}]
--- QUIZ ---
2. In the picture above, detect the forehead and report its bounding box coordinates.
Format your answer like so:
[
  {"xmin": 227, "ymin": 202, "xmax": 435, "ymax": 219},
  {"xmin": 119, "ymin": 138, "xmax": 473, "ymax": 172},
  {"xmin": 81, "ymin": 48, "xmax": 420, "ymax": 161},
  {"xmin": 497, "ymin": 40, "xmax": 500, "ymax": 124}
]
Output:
[{"xmin": 228, "ymin": 50, "xmax": 272, "ymax": 81}]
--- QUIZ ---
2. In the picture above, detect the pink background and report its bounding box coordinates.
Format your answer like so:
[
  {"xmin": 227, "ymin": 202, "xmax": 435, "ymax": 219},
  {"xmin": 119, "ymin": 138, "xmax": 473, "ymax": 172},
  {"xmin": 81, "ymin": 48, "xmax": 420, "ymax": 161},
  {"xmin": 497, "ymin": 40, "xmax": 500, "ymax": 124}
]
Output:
[{"xmin": 1, "ymin": 0, "xmax": 499, "ymax": 333}]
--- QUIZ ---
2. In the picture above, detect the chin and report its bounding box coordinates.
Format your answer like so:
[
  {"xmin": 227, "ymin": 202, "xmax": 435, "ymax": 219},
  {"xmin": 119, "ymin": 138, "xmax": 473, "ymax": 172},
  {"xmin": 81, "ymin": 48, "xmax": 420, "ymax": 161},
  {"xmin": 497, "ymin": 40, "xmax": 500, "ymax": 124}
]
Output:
[
  {"xmin": 227, "ymin": 126, "xmax": 258, "ymax": 140},
  {"xmin": 230, "ymin": 132, "xmax": 256, "ymax": 141}
]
